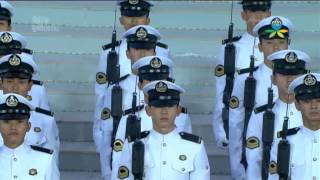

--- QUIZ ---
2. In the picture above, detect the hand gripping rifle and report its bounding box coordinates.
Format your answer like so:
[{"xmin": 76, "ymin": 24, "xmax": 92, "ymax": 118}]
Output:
[{"xmin": 261, "ymin": 88, "xmax": 275, "ymax": 180}]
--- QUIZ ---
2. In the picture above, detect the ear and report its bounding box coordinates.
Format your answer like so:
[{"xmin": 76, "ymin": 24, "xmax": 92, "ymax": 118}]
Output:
[
  {"xmin": 26, "ymin": 121, "xmax": 31, "ymax": 132},
  {"xmin": 176, "ymin": 106, "xmax": 181, "ymax": 116},
  {"xmin": 8, "ymin": 25, "xmax": 12, "ymax": 31},
  {"xmin": 295, "ymin": 100, "xmax": 301, "ymax": 111},
  {"xmin": 271, "ymin": 73, "xmax": 276, "ymax": 85},
  {"xmin": 241, "ymin": 11, "xmax": 247, "ymax": 21},
  {"xmin": 146, "ymin": 17, "xmax": 150, "ymax": 25},
  {"xmin": 119, "ymin": 16, "xmax": 124, "ymax": 26},
  {"xmin": 126, "ymin": 49, "xmax": 130, "ymax": 59},
  {"xmin": 27, "ymin": 80, "xmax": 33, "ymax": 92},
  {"xmin": 258, "ymin": 42, "xmax": 263, "ymax": 52},
  {"xmin": 146, "ymin": 105, "xmax": 152, "ymax": 117},
  {"xmin": 138, "ymin": 81, "xmax": 143, "ymax": 90}
]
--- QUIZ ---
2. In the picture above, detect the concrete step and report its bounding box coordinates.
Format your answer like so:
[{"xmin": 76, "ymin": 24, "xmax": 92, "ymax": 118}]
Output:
[
  {"xmin": 57, "ymin": 112, "xmax": 215, "ymax": 144},
  {"xmin": 60, "ymin": 171, "xmax": 231, "ymax": 180},
  {"xmin": 11, "ymin": 1, "xmax": 320, "ymax": 31},
  {"xmin": 59, "ymin": 141, "xmax": 229, "ymax": 174}
]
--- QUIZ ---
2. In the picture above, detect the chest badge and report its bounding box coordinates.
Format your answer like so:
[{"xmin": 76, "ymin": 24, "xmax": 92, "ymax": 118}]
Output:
[
  {"xmin": 179, "ymin": 154, "xmax": 187, "ymax": 161},
  {"xmin": 29, "ymin": 168, "xmax": 38, "ymax": 176}
]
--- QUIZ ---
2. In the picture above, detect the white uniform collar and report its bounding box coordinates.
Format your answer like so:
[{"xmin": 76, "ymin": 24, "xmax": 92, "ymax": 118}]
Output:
[
  {"xmin": 301, "ymin": 126, "xmax": 320, "ymax": 139},
  {"xmin": 0, "ymin": 143, "xmax": 29, "ymax": 156},
  {"xmin": 150, "ymin": 127, "xmax": 178, "ymax": 140},
  {"xmin": 242, "ymin": 32, "xmax": 258, "ymax": 43}
]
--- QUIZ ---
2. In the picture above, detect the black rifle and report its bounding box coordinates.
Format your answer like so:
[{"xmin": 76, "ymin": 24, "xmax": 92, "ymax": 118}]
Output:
[
  {"xmin": 240, "ymin": 55, "xmax": 257, "ymax": 169},
  {"xmin": 277, "ymin": 102, "xmax": 290, "ymax": 180},
  {"xmin": 221, "ymin": 0, "xmax": 237, "ymax": 140},
  {"xmin": 109, "ymin": 9, "xmax": 123, "ymax": 169},
  {"xmin": 261, "ymin": 88, "xmax": 275, "ymax": 180}
]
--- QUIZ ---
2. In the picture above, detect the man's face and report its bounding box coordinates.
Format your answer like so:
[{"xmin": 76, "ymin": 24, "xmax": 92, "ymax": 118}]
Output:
[
  {"xmin": 0, "ymin": 119, "xmax": 30, "ymax": 148},
  {"xmin": 241, "ymin": 10, "xmax": 271, "ymax": 34},
  {"xmin": 272, "ymin": 73, "xmax": 301, "ymax": 97},
  {"xmin": 120, "ymin": 15, "xmax": 150, "ymax": 31},
  {"xmin": 126, "ymin": 48, "xmax": 155, "ymax": 64},
  {"xmin": 146, "ymin": 105, "xmax": 179, "ymax": 134},
  {"xmin": 0, "ymin": 20, "xmax": 11, "ymax": 31},
  {"xmin": 2, "ymin": 78, "xmax": 33, "ymax": 97},
  {"xmin": 296, "ymin": 98, "xmax": 320, "ymax": 128},
  {"xmin": 259, "ymin": 38, "xmax": 289, "ymax": 59}
]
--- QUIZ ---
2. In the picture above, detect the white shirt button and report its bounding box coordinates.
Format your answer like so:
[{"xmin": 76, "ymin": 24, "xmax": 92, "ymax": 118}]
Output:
[
  {"xmin": 162, "ymin": 161, "xmax": 166, "ymax": 165},
  {"xmin": 313, "ymin": 157, "xmax": 317, "ymax": 161},
  {"xmin": 314, "ymin": 139, "xmax": 318, "ymax": 143},
  {"xmin": 162, "ymin": 143, "xmax": 166, "ymax": 147},
  {"xmin": 13, "ymin": 157, "xmax": 17, "ymax": 161},
  {"xmin": 313, "ymin": 176, "xmax": 316, "ymax": 180},
  {"xmin": 13, "ymin": 175, "xmax": 17, "ymax": 179}
]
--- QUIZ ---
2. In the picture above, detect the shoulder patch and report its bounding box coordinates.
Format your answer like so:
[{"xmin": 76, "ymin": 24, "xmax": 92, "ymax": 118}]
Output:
[
  {"xmin": 119, "ymin": 74, "xmax": 130, "ymax": 82},
  {"xmin": 35, "ymin": 107, "xmax": 54, "ymax": 116},
  {"xmin": 277, "ymin": 127, "xmax": 300, "ymax": 138},
  {"xmin": 123, "ymin": 105, "xmax": 144, "ymax": 116},
  {"xmin": 254, "ymin": 102, "xmax": 276, "ymax": 114},
  {"xmin": 96, "ymin": 72, "xmax": 107, "ymax": 84},
  {"xmin": 156, "ymin": 41, "xmax": 168, "ymax": 49},
  {"xmin": 22, "ymin": 48, "xmax": 33, "ymax": 55},
  {"xmin": 118, "ymin": 166, "xmax": 129, "ymax": 179},
  {"xmin": 268, "ymin": 161, "xmax": 277, "ymax": 174},
  {"xmin": 140, "ymin": 131, "xmax": 150, "ymax": 139},
  {"xmin": 222, "ymin": 36, "xmax": 242, "ymax": 45},
  {"xmin": 101, "ymin": 108, "xmax": 111, "ymax": 120},
  {"xmin": 246, "ymin": 136, "xmax": 260, "ymax": 149},
  {"xmin": 229, "ymin": 96, "xmax": 239, "ymax": 109},
  {"xmin": 26, "ymin": 95, "xmax": 32, "ymax": 101},
  {"xmin": 30, "ymin": 145, "xmax": 53, "ymax": 154},
  {"xmin": 102, "ymin": 40, "xmax": 121, "ymax": 50},
  {"xmin": 179, "ymin": 132, "xmax": 202, "ymax": 144},
  {"xmin": 113, "ymin": 139, "xmax": 124, "ymax": 152},
  {"xmin": 32, "ymin": 80, "xmax": 43, "ymax": 86},
  {"xmin": 215, "ymin": 64, "xmax": 225, "ymax": 77},
  {"xmin": 180, "ymin": 106, "xmax": 188, "ymax": 114}
]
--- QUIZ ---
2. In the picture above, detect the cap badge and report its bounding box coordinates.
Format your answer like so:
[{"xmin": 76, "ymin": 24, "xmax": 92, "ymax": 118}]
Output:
[
  {"xmin": 155, "ymin": 81, "xmax": 168, "ymax": 93},
  {"xmin": 136, "ymin": 27, "xmax": 147, "ymax": 39},
  {"xmin": 29, "ymin": 168, "xmax": 38, "ymax": 176},
  {"xmin": 129, "ymin": 0, "xmax": 139, "ymax": 5},
  {"xmin": 285, "ymin": 52, "xmax": 297, "ymax": 63},
  {"xmin": 265, "ymin": 17, "xmax": 288, "ymax": 38},
  {"xmin": 0, "ymin": 32, "xmax": 13, "ymax": 43},
  {"xmin": 9, "ymin": 54, "xmax": 21, "ymax": 66},
  {"xmin": 304, "ymin": 74, "xmax": 317, "ymax": 86},
  {"xmin": 150, "ymin": 57, "xmax": 162, "ymax": 68},
  {"xmin": 6, "ymin": 95, "xmax": 19, "ymax": 107}
]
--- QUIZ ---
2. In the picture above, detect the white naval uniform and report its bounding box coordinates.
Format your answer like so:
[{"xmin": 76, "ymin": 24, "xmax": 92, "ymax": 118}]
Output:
[
  {"xmin": 0, "ymin": 143, "xmax": 60, "ymax": 180},
  {"xmin": 228, "ymin": 63, "xmax": 279, "ymax": 179},
  {"xmin": 111, "ymin": 105, "xmax": 192, "ymax": 172},
  {"xmin": 245, "ymin": 99, "xmax": 303, "ymax": 180},
  {"xmin": 213, "ymin": 32, "xmax": 264, "ymax": 149},
  {"xmin": 94, "ymin": 74, "xmax": 145, "ymax": 180},
  {"xmin": 0, "ymin": 111, "xmax": 60, "ymax": 164},
  {"xmin": 94, "ymin": 38, "xmax": 170, "ymax": 179},
  {"xmin": 268, "ymin": 127, "xmax": 320, "ymax": 180},
  {"xmin": 114, "ymin": 129, "xmax": 210, "ymax": 180},
  {"xmin": 28, "ymin": 82, "xmax": 50, "ymax": 111}
]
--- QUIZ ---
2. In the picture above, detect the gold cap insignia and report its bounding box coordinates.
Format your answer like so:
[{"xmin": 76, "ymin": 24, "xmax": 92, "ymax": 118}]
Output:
[
  {"xmin": 150, "ymin": 57, "xmax": 162, "ymax": 68},
  {"xmin": 0, "ymin": 32, "xmax": 13, "ymax": 43},
  {"xmin": 246, "ymin": 136, "xmax": 260, "ymax": 149},
  {"xmin": 179, "ymin": 155, "xmax": 187, "ymax": 161},
  {"xmin": 118, "ymin": 166, "xmax": 129, "ymax": 179},
  {"xmin": 6, "ymin": 95, "xmax": 19, "ymax": 107},
  {"xmin": 113, "ymin": 139, "xmax": 124, "ymax": 152},
  {"xmin": 285, "ymin": 52, "xmax": 297, "ymax": 63},
  {"xmin": 155, "ymin": 81, "xmax": 168, "ymax": 93},
  {"xmin": 96, "ymin": 72, "xmax": 107, "ymax": 84},
  {"xmin": 229, "ymin": 96, "xmax": 239, "ymax": 109},
  {"xmin": 34, "ymin": 127, "xmax": 42, "ymax": 133},
  {"xmin": 268, "ymin": 161, "xmax": 277, "ymax": 174},
  {"xmin": 101, "ymin": 108, "xmax": 111, "ymax": 120},
  {"xmin": 129, "ymin": 0, "xmax": 139, "ymax": 5},
  {"xmin": 304, "ymin": 74, "xmax": 317, "ymax": 86},
  {"xmin": 29, "ymin": 168, "xmax": 38, "ymax": 176},
  {"xmin": 136, "ymin": 27, "xmax": 147, "ymax": 39},
  {"xmin": 271, "ymin": 17, "xmax": 283, "ymax": 31},
  {"xmin": 9, "ymin": 54, "xmax": 21, "ymax": 66},
  {"xmin": 26, "ymin": 95, "xmax": 32, "ymax": 101},
  {"xmin": 214, "ymin": 64, "xmax": 225, "ymax": 77}
]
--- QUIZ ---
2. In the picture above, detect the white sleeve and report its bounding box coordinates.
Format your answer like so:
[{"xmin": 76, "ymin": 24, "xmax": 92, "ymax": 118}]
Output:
[
  {"xmin": 189, "ymin": 141, "xmax": 210, "ymax": 180},
  {"xmin": 111, "ymin": 139, "xmax": 134, "ymax": 180},
  {"xmin": 46, "ymin": 155, "xmax": 60, "ymax": 180}
]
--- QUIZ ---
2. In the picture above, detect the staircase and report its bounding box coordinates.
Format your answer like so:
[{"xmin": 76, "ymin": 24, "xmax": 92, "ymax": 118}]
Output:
[{"xmin": 11, "ymin": 1, "xmax": 320, "ymax": 179}]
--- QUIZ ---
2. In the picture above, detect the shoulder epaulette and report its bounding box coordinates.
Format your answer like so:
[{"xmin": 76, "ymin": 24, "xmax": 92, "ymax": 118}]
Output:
[
  {"xmin": 140, "ymin": 131, "xmax": 150, "ymax": 139},
  {"xmin": 102, "ymin": 40, "xmax": 121, "ymax": 50},
  {"xmin": 32, "ymin": 80, "xmax": 43, "ymax": 86},
  {"xmin": 222, "ymin": 36, "xmax": 242, "ymax": 45},
  {"xmin": 22, "ymin": 48, "xmax": 33, "ymax": 55},
  {"xmin": 180, "ymin": 106, "xmax": 188, "ymax": 114},
  {"xmin": 35, "ymin": 107, "xmax": 54, "ymax": 117},
  {"xmin": 156, "ymin": 42, "xmax": 168, "ymax": 49},
  {"xmin": 237, "ymin": 66, "xmax": 259, "ymax": 75},
  {"xmin": 123, "ymin": 105, "xmax": 144, "ymax": 116},
  {"xmin": 179, "ymin": 132, "xmax": 202, "ymax": 144},
  {"xmin": 254, "ymin": 102, "xmax": 276, "ymax": 114},
  {"xmin": 119, "ymin": 74, "xmax": 130, "ymax": 82},
  {"xmin": 30, "ymin": 145, "xmax": 53, "ymax": 154},
  {"xmin": 277, "ymin": 127, "xmax": 300, "ymax": 138}
]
